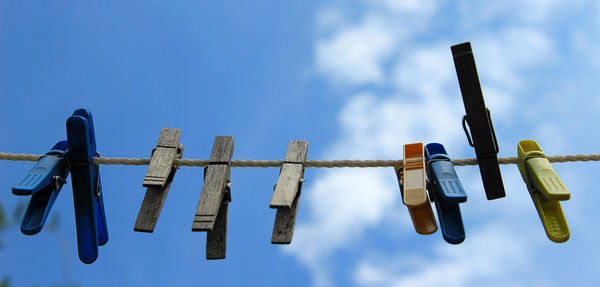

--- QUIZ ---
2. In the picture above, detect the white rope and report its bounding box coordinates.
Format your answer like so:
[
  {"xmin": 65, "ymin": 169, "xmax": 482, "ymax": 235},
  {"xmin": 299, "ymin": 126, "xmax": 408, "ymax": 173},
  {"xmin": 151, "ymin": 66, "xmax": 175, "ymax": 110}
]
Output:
[{"xmin": 1, "ymin": 152, "xmax": 599, "ymax": 168}]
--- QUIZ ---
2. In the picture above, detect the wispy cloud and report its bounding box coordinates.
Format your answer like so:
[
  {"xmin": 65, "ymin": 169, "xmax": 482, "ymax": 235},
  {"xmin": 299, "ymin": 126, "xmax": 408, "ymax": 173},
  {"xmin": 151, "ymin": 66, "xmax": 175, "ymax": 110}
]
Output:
[{"xmin": 288, "ymin": 0, "xmax": 599, "ymax": 286}]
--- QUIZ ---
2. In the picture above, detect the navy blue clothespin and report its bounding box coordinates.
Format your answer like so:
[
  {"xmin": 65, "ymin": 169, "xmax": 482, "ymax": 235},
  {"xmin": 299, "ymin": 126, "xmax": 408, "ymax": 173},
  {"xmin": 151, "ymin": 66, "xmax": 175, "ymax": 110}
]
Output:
[
  {"xmin": 425, "ymin": 143, "xmax": 467, "ymax": 244},
  {"xmin": 451, "ymin": 42, "xmax": 505, "ymax": 200},
  {"xmin": 12, "ymin": 141, "xmax": 69, "ymax": 235},
  {"xmin": 66, "ymin": 109, "xmax": 108, "ymax": 264}
]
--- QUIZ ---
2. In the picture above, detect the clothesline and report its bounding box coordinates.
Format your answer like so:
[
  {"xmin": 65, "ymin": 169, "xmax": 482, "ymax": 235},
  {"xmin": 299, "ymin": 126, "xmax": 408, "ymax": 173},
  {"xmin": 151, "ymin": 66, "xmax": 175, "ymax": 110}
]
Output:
[{"xmin": 1, "ymin": 152, "xmax": 599, "ymax": 168}]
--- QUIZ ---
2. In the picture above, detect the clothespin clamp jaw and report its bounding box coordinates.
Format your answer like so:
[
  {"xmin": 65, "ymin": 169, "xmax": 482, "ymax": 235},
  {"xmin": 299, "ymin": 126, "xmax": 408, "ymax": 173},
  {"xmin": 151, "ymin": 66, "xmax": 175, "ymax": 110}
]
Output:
[
  {"xmin": 192, "ymin": 136, "xmax": 234, "ymax": 260},
  {"xmin": 270, "ymin": 141, "xmax": 308, "ymax": 244},
  {"xmin": 517, "ymin": 140, "xmax": 570, "ymax": 243},
  {"xmin": 66, "ymin": 108, "xmax": 109, "ymax": 264},
  {"xmin": 135, "ymin": 128, "xmax": 183, "ymax": 233},
  {"xmin": 12, "ymin": 141, "xmax": 69, "ymax": 235},
  {"xmin": 395, "ymin": 143, "xmax": 437, "ymax": 235},
  {"xmin": 425, "ymin": 143, "xmax": 467, "ymax": 244},
  {"xmin": 451, "ymin": 41, "xmax": 505, "ymax": 200}
]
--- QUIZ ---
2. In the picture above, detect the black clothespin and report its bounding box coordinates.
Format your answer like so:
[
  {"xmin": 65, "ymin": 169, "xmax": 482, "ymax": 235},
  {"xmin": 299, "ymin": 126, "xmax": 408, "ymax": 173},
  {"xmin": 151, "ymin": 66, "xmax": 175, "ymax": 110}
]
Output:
[
  {"xmin": 269, "ymin": 141, "xmax": 308, "ymax": 244},
  {"xmin": 135, "ymin": 128, "xmax": 183, "ymax": 232},
  {"xmin": 451, "ymin": 42, "xmax": 505, "ymax": 200},
  {"xmin": 66, "ymin": 108, "xmax": 109, "ymax": 264},
  {"xmin": 12, "ymin": 141, "xmax": 69, "ymax": 235},
  {"xmin": 192, "ymin": 136, "xmax": 234, "ymax": 259}
]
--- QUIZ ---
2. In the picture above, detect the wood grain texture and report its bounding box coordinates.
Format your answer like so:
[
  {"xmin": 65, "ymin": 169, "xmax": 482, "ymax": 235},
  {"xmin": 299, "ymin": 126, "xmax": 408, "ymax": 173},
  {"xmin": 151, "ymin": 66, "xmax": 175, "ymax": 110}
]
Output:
[
  {"xmin": 143, "ymin": 128, "xmax": 181, "ymax": 187},
  {"xmin": 272, "ymin": 187, "xmax": 301, "ymax": 244},
  {"xmin": 192, "ymin": 165, "xmax": 230, "ymax": 231},
  {"xmin": 209, "ymin": 136, "xmax": 234, "ymax": 163},
  {"xmin": 270, "ymin": 141, "xmax": 308, "ymax": 244},
  {"xmin": 270, "ymin": 141, "xmax": 308, "ymax": 208},
  {"xmin": 284, "ymin": 141, "xmax": 308, "ymax": 163},
  {"xmin": 270, "ymin": 164, "xmax": 303, "ymax": 208},
  {"xmin": 206, "ymin": 189, "xmax": 230, "ymax": 259},
  {"xmin": 193, "ymin": 136, "xmax": 235, "ymax": 232},
  {"xmin": 135, "ymin": 143, "xmax": 183, "ymax": 232}
]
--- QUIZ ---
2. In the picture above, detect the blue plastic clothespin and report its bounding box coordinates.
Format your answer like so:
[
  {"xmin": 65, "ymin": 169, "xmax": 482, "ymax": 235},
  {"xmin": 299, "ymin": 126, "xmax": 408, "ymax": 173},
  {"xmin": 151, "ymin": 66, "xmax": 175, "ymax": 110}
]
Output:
[
  {"xmin": 12, "ymin": 141, "xmax": 69, "ymax": 235},
  {"xmin": 424, "ymin": 143, "xmax": 467, "ymax": 244},
  {"xmin": 66, "ymin": 109, "xmax": 108, "ymax": 264}
]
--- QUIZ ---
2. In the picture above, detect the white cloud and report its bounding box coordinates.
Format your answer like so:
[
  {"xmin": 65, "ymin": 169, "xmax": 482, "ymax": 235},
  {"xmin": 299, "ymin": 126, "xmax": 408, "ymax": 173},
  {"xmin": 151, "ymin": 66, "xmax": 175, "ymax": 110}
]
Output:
[
  {"xmin": 292, "ymin": 0, "xmax": 597, "ymax": 286},
  {"xmin": 315, "ymin": 16, "xmax": 396, "ymax": 85},
  {"xmin": 284, "ymin": 168, "xmax": 398, "ymax": 287},
  {"xmin": 353, "ymin": 223, "xmax": 533, "ymax": 287}
]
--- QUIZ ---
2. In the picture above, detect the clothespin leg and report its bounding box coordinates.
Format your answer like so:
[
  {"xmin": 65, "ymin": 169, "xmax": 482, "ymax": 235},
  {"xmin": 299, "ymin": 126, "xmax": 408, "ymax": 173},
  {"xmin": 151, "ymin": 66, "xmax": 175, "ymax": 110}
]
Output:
[
  {"xmin": 433, "ymin": 200, "xmax": 465, "ymax": 244},
  {"xmin": 134, "ymin": 170, "xmax": 177, "ymax": 233},
  {"xmin": 407, "ymin": 202, "xmax": 438, "ymax": 235},
  {"xmin": 531, "ymin": 193, "xmax": 569, "ymax": 243},
  {"xmin": 95, "ymin": 179, "xmax": 108, "ymax": 246},
  {"xmin": 20, "ymin": 185, "xmax": 60, "ymax": 235},
  {"xmin": 272, "ymin": 184, "xmax": 302, "ymax": 244},
  {"xmin": 206, "ymin": 186, "xmax": 230, "ymax": 260}
]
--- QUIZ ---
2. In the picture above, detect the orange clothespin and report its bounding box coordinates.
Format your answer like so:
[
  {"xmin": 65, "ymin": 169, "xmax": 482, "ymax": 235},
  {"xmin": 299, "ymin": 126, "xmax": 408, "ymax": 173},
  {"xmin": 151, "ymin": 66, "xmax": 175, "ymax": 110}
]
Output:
[{"xmin": 395, "ymin": 143, "xmax": 438, "ymax": 235}]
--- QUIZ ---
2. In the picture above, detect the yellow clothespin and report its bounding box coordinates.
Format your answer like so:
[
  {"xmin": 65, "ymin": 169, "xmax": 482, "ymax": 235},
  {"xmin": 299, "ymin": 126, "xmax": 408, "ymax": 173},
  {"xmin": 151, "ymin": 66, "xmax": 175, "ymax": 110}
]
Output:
[
  {"xmin": 517, "ymin": 140, "xmax": 570, "ymax": 243},
  {"xmin": 396, "ymin": 143, "xmax": 438, "ymax": 235}
]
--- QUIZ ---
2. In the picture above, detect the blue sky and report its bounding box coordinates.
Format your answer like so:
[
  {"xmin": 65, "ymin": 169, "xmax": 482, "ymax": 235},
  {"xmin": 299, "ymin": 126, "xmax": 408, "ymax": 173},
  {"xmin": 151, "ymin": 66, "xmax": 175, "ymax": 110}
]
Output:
[{"xmin": 1, "ymin": 1, "xmax": 600, "ymax": 286}]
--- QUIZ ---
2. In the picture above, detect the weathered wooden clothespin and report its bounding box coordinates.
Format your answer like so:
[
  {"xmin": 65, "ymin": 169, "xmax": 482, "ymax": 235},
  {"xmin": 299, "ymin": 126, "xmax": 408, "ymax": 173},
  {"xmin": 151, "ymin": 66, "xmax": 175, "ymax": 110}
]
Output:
[
  {"xmin": 134, "ymin": 128, "xmax": 183, "ymax": 233},
  {"xmin": 192, "ymin": 136, "xmax": 234, "ymax": 259},
  {"xmin": 270, "ymin": 141, "xmax": 308, "ymax": 244},
  {"xmin": 395, "ymin": 143, "xmax": 438, "ymax": 235}
]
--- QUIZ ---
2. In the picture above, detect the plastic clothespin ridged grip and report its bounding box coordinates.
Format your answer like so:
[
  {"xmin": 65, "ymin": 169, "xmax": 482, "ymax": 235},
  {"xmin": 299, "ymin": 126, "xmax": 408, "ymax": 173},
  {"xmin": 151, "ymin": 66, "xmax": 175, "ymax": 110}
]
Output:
[
  {"xmin": 425, "ymin": 143, "xmax": 467, "ymax": 244},
  {"xmin": 451, "ymin": 42, "xmax": 505, "ymax": 200},
  {"xmin": 396, "ymin": 143, "xmax": 437, "ymax": 235},
  {"xmin": 66, "ymin": 109, "xmax": 109, "ymax": 264},
  {"xmin": 12, "ymin": 141, "xmax": 69, "ymax": 235},
  {"xmin": 517, "ymin": 140, "xmax": 570, "ymax": 243}
]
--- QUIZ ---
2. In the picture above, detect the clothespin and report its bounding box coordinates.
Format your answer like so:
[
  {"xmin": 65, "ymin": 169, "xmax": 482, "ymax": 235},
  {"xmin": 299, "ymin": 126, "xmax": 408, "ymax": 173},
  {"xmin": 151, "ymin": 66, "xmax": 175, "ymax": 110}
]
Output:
[
  {"xmin": 424, "ymin": 143, "xmax": 467, "ymax": 244},
  {"xmin": 451, "ymin": 42, "xmax": 505, "ymax": 200},
  {"xmin": 12, "ymin": 141, "xmax": 69, "ymax": 235},
  {"xmin": 66, "ymin": 109, "xmax": 109, "ymax": 264},
  {"xmin": 517, "ymin": 140, "xmax": 570, "ymax": 243},
  {"xmin": 395, "ymin": 143, "xmax": 437, "ymax": 235},
  {"xmin": 192, "ymin": 136, "xmax": 234, "ymax": 259},
  {"xmin": 134, "ymin": 128, "xmax": 183, "ymax": 233},
  {"xmin": 270, "ymin": 141, "xmax": 308, "ymax": 244}
]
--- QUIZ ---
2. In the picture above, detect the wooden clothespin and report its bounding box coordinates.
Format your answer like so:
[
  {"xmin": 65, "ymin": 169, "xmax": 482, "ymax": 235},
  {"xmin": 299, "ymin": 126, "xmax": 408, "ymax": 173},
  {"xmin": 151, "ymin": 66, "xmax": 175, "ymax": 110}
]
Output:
[
  {"xmin": 134, "ymin": 128, "xmax": 183, "ymax": 233},
  {"xmin": 395, "ymin": 143, "xmax": 437, "ymax": 235},
  {"xmin": 192, "ymin": 136, "xmax": 234, "ymax": 259},
  {"xmin": 270, "ymin": 141, "xmax": 308, "ymax": 244},
  {"xmin": 451, "ymin": 42, "xmax": 505, "ymax": 200},
  {"xmin": 517, "ymin": 140, "xmax": 570, "ymax": 243}
]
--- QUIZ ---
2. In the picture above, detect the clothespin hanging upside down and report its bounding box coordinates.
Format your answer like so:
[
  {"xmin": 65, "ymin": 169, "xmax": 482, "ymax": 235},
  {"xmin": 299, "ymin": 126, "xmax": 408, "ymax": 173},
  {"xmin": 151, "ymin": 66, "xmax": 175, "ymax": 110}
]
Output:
[
  {"xmin": 192, "ymin": 136, "xmax": 234, "ymax": 259},
  {"xmin": 517, "ymin": 140, "xmax": 570, "ymax": 243}
]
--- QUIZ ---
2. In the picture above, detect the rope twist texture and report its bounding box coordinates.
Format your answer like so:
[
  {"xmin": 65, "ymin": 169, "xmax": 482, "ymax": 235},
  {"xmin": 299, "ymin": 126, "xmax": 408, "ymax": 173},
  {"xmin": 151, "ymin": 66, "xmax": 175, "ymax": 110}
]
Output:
[{"xmin": 1, "ymin": 152, "xmax": 598, "ymax": 168}]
